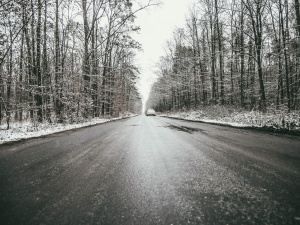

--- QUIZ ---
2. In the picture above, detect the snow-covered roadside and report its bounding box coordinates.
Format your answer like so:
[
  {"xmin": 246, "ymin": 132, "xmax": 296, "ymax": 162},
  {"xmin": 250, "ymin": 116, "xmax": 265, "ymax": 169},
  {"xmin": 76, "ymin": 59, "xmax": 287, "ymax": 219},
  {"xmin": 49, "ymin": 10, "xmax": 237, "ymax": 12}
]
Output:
[
  {"xmin": 0, "ymin": 114, "xmax": 136, "ymax": 145},
  {"xmin": 160, "ymin": 108, "xmax": 300, "ymax": 133}
]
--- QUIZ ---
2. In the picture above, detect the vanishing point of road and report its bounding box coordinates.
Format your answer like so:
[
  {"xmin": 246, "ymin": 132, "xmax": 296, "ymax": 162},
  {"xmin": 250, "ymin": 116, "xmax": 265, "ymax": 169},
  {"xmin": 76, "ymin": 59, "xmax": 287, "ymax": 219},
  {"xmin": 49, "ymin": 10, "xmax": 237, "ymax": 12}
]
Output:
[{"xmin": 0, "ymin": 116, "xmax": 300, "ymax": 225}]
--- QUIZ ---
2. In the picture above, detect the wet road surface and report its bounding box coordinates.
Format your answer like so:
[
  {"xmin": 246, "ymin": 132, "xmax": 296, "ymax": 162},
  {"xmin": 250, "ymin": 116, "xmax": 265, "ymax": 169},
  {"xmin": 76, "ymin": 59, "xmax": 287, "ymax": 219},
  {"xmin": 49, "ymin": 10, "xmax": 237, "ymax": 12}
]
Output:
[{"xmin": 0, "ymin": 115, "xmax": 300, "ymax": 225}]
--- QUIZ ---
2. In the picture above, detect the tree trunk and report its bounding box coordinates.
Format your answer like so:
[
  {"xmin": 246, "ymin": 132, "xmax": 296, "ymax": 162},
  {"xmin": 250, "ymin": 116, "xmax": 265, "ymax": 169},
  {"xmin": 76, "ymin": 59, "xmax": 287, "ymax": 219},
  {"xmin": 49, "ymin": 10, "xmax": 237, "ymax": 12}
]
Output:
[
  {"xmin": 244, "ymin": 0, "xmax": 267, "ymax": 112},
  {"xmin": 55, "ymin": 0, "xmax": 61, "ymax": 120},
  {"xmin": 209, "ymin": 10, "xmax": 217, "ymax": 104},
  {"xmin": 295, "ymin": 0, "xmax": 300, "ymax": 37},
  {"xmin": 43, "ymin": 0, "xmax": 51, "ymax": 121},
  {"xmin": 279, "ymin": 0, "xmax": 291, "ymax": 111},
  {"xmin": 36, "ymin": 0, "xmax": 43, "ymax": 122},
  {"xmin": 240, "ymin": 3, "xmax": 245, "ymax": 107},
  {"xmin": 82, "ymin": 0, "xmax": 90, "ymax": 94},
  {"xmin": 215, "ymin": 0, "xmax": 224, "ymax": 105}
]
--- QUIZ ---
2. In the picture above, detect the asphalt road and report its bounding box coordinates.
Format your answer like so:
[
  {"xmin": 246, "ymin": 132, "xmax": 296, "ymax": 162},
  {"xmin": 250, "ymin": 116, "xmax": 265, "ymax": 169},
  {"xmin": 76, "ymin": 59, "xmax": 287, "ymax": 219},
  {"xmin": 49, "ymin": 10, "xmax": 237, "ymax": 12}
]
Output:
[{"xmin": 0, "ymin": 115, "xmax": 300, "ymax": 225}]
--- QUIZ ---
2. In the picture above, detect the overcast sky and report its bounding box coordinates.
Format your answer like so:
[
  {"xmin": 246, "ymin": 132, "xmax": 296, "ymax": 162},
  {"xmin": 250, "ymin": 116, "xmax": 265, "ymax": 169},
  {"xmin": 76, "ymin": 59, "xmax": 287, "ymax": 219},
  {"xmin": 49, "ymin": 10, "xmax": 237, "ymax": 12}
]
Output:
[{"xmin": 133, "ymin": 0, "xmax": 197, "ymax": 110}]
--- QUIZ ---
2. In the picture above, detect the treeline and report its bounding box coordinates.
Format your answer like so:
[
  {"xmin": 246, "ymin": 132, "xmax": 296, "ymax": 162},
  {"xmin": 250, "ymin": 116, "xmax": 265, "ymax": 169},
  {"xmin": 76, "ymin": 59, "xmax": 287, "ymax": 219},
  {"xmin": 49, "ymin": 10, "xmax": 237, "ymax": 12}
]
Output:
[
  {"xmin": 148, "ymin": 0, "xmax": 300, "ymax": 114},
  {"xmin": 0, "ymin": 0, "xmax": 151, "ymax": 128}
]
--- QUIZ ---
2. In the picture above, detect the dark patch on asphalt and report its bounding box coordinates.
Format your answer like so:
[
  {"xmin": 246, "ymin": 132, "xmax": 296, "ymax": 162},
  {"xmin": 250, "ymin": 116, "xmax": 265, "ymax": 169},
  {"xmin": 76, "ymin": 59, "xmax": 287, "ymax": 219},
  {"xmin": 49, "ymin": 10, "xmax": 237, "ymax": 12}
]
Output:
[
  {"xmin": 160, "ymin": 115, "xmax": 300, "ymax": 137},
  {"xmin": 166, "ymin": 124, "xmax": 205, "ymax": 134},
  {"xmin": 127, "ymin": 125, "xmax": 140, "ymax": 127}
]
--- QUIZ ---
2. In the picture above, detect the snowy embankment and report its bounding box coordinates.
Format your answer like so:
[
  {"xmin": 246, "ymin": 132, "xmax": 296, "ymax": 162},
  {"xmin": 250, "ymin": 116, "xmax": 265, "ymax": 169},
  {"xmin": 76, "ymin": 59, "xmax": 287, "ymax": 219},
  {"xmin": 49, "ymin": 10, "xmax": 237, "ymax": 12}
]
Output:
[
  {"xmin": 0, "ymin": 114, "xmax": 136, "ymax": 145},
  {"xmin": 160, "ymin": 106, "xmax": 300, "ymax": 134}
]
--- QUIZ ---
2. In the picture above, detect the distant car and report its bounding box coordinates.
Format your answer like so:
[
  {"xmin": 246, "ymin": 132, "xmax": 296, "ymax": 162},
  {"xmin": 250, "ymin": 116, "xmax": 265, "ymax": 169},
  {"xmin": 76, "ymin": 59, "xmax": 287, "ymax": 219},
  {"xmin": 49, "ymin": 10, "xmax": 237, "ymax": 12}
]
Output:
[{"xmin": 146, "ymin": 109, "xmax": 156, "ymax": 116}]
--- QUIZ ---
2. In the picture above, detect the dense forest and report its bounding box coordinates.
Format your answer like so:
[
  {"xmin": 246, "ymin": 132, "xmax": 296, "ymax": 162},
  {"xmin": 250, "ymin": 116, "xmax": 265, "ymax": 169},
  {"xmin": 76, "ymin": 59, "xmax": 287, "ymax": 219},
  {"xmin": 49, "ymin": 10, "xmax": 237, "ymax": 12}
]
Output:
[
  {"xmin": 148, "ymin": 0, "xmax": 300, "ymax": 116},
  {"xmin": 0, "ymin": 0, "xmax": 153, "ymax": 128}
]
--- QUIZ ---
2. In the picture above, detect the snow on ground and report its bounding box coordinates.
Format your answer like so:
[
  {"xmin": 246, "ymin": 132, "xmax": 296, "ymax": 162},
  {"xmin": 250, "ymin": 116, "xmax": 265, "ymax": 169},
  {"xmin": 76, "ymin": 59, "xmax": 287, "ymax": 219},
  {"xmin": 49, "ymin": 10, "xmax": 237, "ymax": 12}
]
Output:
[
  {"xmin": 160, "ymin": 106, "xmax": 300, "ymax": 133},
  {"xmin": 0, "ymin": 114, "xmax": 136, "ymax": 145}
]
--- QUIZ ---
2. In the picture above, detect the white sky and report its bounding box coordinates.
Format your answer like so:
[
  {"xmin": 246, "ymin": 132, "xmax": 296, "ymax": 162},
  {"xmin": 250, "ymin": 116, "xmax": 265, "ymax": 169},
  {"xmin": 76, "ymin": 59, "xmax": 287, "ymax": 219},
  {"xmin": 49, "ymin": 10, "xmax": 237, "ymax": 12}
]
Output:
[{"xmin": 133, "ymin": 0, "xmax": 197, "ymax": 110}]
